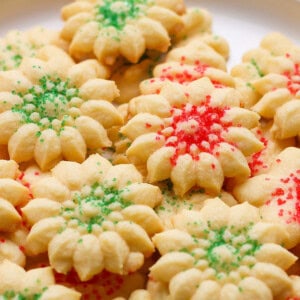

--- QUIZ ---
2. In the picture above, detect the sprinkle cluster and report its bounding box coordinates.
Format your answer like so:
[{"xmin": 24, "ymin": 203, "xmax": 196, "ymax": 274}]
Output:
[
  {"xmin": 181, "ymin": 223, "xmax": 261, "ymax": 280},
  {"xmin": 61, "ymin": 182, "xmax": 132, "ymax": 233},
  {"xmin": 95, "ymin": 0, "xmax": 148, "ymax": 30},
  {"xmin": 266, "ymin": 171, "xmax": 300, "ymax": 224},
  {"xmin": 157, "ymin": 57, "xmax": 209, "ymax": 84},
  {"xmin": 11, "ymin": 76, "xmax": 79, "ymax": 133},
  {"xmin": 0, "ymin": 44, "xmax": 23, "ymax": 71},
  {"xmin": 247, "ymin": 129, "xmax": 268, "ymax": 176},
  {"xmin": 283, "ymin": 59, "xmax": 300, "ymax": 95},
  {"xmin": 157, "ymin": 99, "xmax": 231, "ymax": 165},
  {"xmin": 1, "ymin": 289, "xmax": 46, "ymax": 300}
]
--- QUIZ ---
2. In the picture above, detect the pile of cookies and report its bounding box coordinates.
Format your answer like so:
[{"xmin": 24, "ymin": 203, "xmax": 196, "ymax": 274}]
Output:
[{"xmin": 0, "ymin": 0, "xmax": 299, "ymax": 299}]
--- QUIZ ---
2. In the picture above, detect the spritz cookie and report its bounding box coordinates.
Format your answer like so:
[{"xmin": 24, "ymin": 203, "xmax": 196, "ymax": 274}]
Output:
[
  {"xmin": 0, "ymin": 225, "xmax": 28, "ymax": 267},
  {"xmin": 61, "ymin": 0, "xmax": 185, "ymax": 65},
  {"xmin": 234, "ymin": 147, "xmax": 300, "ymax": 249},
  {"xmin": 22, "ymin": 154, "xmax": 163, "ymax": 281},
  {"xmin": 0, "ymin": 26, "xmax": 68, "ymax": 71},
  {"xmin": 0, "ymin": 45, "xmax": 122, "ymax": 170},
  {"xmin": 0, "ymin": 260, "xmax": 80, "ymax": 299},
  {"xmin": 232, "ymin": 32, "xmax": 300, "ymax": 138},
  {"xmin": 0, "ymin": 160, "xmax": 29, "ymax": 233},
  {"xmin": 0, "ymin": 160, "xmax": 30, "ymax": 266},
  {"xmin": 139, "ymin": 34, "xmax": 232, "ymax": 98},
  {"xmin": 55, "ymin": 269, "xmax": 146, "ymax": 300},
  {"xmin": 147, "ymin": 198, "xmax": 297, "ymax": 300},
  {"xmin": 121, "ymin": 79, "xmax": 263, "ymax": 195},
  {"xmin": 247, "ymin": 122, "xmax": 295, "ymax": 177}
]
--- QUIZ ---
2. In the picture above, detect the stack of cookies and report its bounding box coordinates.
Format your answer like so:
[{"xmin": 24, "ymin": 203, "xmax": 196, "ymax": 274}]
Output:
[{"xmin": 0, "ymin": 0, "xmax": 299, "ymax": 299}]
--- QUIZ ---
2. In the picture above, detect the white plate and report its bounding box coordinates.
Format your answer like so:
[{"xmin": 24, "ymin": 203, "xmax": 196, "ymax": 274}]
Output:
[{"xmin": 0, "ymin": 0, "xmax": 299, "ymax": 68}]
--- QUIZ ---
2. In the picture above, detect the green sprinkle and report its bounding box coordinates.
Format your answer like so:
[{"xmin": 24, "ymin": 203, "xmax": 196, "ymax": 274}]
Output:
[
  {"xmin": 11, "ymin": 75, "xmax": 79, "ymax": 133},
  {"xmin": 95, "ymin": 0, "xmax": 149, "ymax": 30},
  {"xmin": 60, "ymin": 182, "xmax": 132, "ymax": 233},
  {"xmin": 250, "ymin": 58, "xmax": 264, "ymax": 77}
]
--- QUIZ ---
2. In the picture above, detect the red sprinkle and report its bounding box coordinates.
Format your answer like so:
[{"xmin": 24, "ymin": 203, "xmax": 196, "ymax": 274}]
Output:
[
  {"xmin": 248, "ymin": 132, "xmax": 268, "ymax": 176},
  {"xmin": 156, "ymin": 99, "xmax": 232, "ymax": 165},
  {"xmin": 283, "ymin": 63, "xmax": 300, "ymax": 95},
  {"xmin": 266, "ymin": 171, "xmax": 300, "ymax": 224},
  {"xmin": 158, "ymin": 59, "xmax": 211, "ymax": 85}
]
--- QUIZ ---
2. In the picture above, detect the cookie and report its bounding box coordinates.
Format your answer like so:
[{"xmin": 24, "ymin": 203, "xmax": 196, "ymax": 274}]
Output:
[
  {"xmin": 0, "ymin": 45, "xmax": 122, "ymax": 170},
  {"xmin": 148, "ymin": 198, "xmax": 297, "ymax": 299},
  {"xmin": 61, "ymin": 0, "xmax": 186, "ymax": 65},
  {"xmin": 22, "ymin": 154, "xmax": 163, "ymax": 281}
]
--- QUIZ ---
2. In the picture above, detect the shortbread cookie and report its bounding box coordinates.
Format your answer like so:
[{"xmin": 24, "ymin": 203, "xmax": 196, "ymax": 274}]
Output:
[
  {"xmin": 26, "ymin": 254, "xmax": 152, "ymax": 300},
  {"xmin": 0, "ymin": 160, "xmax": 30, "ymax": 266},
  {"xmin": 61, "ymin": 0, "xmax": 185, "ymax": 65},
  {"xmin": 0, "ymin": 45, "xmax": 122, "ymax": 170},
  {"xmin": 121, "ymin": 80, "xmax": 263, "ymax": 195},
  {"xmin": 0, "ymin": 27, "xmax": 68, "ymax": 71},
  {"xmin": 0, "ymin": 260, "xmax": 80, "ymax": 299},
  {"xmin": 233, "ymin": 147, "xmax": 300, "ymax": 248},
  {"xmin": 0, "ymin": 160, "xmax": 29, "ymax": 232},
  {"xmin": 231, "ymin": 32, "xmax": 300, "ymax": 138},
  {"xmin": 0, "ymin": 225, "xmax": 28, "ymax": 267},
  {"xmin": 140, "ymin": 34, "xmax": 232, "ymax": 97},
  {"xmin": 247, "ymin": 122, "xmax": 295, "ymax": 177},
  {"xmin": 22, "ymin": 154, "xmax": 163, "ymax": 281},
  {"xmin": 147, "ymin": 198, "xmax": 297, "ymax": 300}
]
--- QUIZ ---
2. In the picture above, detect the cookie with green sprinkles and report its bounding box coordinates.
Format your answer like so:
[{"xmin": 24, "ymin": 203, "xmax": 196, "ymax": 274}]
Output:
[
  {"xmin": 0, "ymin": 259, "xmax": 80, "ymax": 299},
  {"xmin": 22, "ymin": 154, "xmax": 163, "ymax": 281},
  {"xmin": 120, "ymin": 79, "xmax": 263, "ymax": 196},
  {"xmin": 231, "ymin": 32, "xmax": 300, "ymax": 114},
  {"xmin": 0, "ymin": 44, "xmax": 123, "ymax": 171},
  {"xmin": 0, "ymin": 26, "xmax": 68, "ymax": 72},
  {"xmin": 60, "ymin": 0, "xmax": 186, "ymax": 65},
  {"xmin": 144, "ymin": 198, "xmax": 297, "ymax": 300},
  {"xmin": 233, "ymin": 147, "xmax": 300, "ymax": 249}
]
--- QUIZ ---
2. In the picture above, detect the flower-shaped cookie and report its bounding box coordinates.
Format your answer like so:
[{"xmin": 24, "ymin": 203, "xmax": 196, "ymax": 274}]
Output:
[
  {"xmin": 148, "ymin": 198, "xmax": 297, "ymax": 300},
  {"xmin": 0, "ymin": 160, "xmax": 29, "ymax": 233},
  {"xmin": 121, "ymin": 83, "xmax": 263, "ymax": 195},
  {"xmin": 61, "ymin": 0, "xmax": 185, "ymax": 65},
  {"xmin": 231, "ymin": 32, "xmax": 300, "ymax": 138},
  {"xmin": 233, "ymin": 147, "xmax": 300, "ymax": 249},
  {"xmin": 22, "ymin": 154, "xmax": 163, "ymax": 281},
  {"xmin": 25, "ymin": 252, "xmax": 152, "ymax": 300},
  {"xmin": 0, "ymin": 45, "xmax": 123, "ymax": 170},
  {"xmin": 139, "ymin": 33, "xmax": 233, "ymax": 98},
  {"xmin": 0, "ymin": 260, "xmax": 80, "ymax": 299},
  {"xmin": 0, "ymin": 26, "xmax": 68, "ymax": 71}
]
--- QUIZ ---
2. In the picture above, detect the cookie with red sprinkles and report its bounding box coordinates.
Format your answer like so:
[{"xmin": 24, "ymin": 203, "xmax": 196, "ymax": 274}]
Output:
[{"xmin": 234, "ymin": 147, "xmax": 300, "ymax": 248}]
